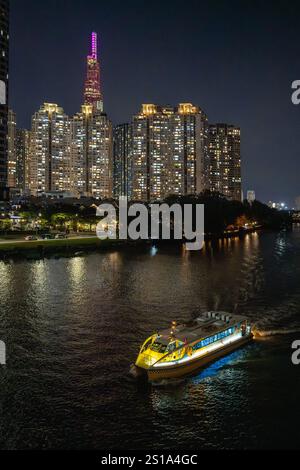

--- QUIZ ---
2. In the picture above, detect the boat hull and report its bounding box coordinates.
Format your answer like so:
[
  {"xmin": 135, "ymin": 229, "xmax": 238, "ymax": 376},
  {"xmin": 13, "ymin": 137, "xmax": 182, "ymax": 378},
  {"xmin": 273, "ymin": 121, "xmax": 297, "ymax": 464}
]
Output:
[{"xmin": 147, "ymin": 334, "xmax": 253, "ymax": 382}]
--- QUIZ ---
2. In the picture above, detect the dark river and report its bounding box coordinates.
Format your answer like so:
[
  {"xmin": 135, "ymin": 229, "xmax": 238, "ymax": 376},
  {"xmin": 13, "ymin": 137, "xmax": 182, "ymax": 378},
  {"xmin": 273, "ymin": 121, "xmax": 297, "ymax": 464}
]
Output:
[{"xmin": 0, "ymin": 228, "xmax": 300, "ymax": 450}]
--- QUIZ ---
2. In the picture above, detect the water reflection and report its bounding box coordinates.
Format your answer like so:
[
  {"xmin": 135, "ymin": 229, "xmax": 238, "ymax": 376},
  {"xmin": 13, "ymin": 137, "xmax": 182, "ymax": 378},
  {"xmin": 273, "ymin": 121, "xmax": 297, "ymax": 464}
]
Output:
[
  {"xmin": 1, "ymin": 228, "xmax": 300, "ymax": 449},
  {"xmin": 30, "ymin": 260, "xmax": 48, "ymax": 295},
  {"xmin": 68, "ymin": 257, "xmax": 87, "ymax": 285},
  {"xmin": 191, "ymin": 347, "xmax": 250, "ymax": 383},
  {"xmin": 150, "ymin": 246, "xmax": 158, "ymax": 257},
  {"xmin": 0, "ymin": 263, "xmax": 13, "ymax": 306}
]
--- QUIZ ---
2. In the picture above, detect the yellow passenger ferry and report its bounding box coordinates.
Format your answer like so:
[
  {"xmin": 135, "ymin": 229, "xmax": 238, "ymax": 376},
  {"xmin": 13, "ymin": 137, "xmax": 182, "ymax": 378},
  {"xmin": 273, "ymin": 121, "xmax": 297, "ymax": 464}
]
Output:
[{"xmin": 133, "ymin": 312, "xmax": 253, "ymax": 382}]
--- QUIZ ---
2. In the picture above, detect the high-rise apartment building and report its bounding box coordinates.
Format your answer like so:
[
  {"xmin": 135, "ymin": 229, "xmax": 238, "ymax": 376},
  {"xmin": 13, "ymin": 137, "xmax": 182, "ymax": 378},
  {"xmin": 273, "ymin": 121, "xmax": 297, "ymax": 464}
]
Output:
[
  {"xmin": 26, "ymin": 34, "xmax": 112, "ymax": 200},
  {"xmin": 131, "ymin": 103, "xmax": 208, "ymax": 201},
  {"xmin": 0, "ymin": 0, "xmax": 9, "ymax": 198},
  {"xmin": 170, "ymin": 103, "xmax": 208, "ymax": 196},
  {"xmin": 113, "ymin": 123, "xmax": 132, "ymax": 198},
  {"xmin": 70, "ymin": 105, "xmax": 113, "ymax": 199},
  {"xmin": 29, "ymin": 103, "xmax": 71, "ymax": 196},
  {"xmin": 16, "ymin": 129, "xmax": 30, "ymax": 191},
  {"xmin": 208, "ymin": 124, "xmax": 241, "ymax": 201},
  {"xmin": 69, "ymin": 32, "xmax": 112, "ymax": 199},
  {"xmin": 8, "ymin": 110, "xmax": 31, "ymax": 193},
  {"xmin": 7, "ymin": 108, "xmax": 16, "ymax": 188}
]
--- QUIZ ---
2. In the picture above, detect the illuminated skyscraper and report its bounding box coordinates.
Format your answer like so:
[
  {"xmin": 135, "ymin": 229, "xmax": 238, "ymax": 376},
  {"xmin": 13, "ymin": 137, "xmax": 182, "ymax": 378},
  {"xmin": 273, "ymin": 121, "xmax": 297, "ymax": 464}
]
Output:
[
  {"xmin": 7, "ymin": 108, "xmax": 16, "ymax": 188},
  {"xmin": 113, "ymin": 124, "xmax": 132, "ymax": 198},
  {"xmin": 0, "ymin": 0, "xmax": 9, "ymax": 198},
  {"xmin": 29, "ymin": 103, "xmax": 71, "ymax": 195},
  {"xmin": 84, "ymin": 32, "xmax": 103, "ymax": 112},
  {"xmin": 131, "ymin": 103, "xmax": 208, "ymax": 201},
  {"xmin": 70, "ymin": 105, "xmax": 113, "ymax": 199},
  {"xmin": 170, "ymin": 103, "xmax": 209, "ymax": 196},
  {"xmin": 208, "ymin": 124, "xmax": 241, "ymax": 201},
  {"xmin": 16, "ymin": 129, "xmax": 31, "ymax": 191},
  {"xmin": 67, "ymin": 32, "xmax": 113, "ymax": 199},
  {"xmin": 7, "ymin": 117, "xmax": 31, "ymax": 193}
]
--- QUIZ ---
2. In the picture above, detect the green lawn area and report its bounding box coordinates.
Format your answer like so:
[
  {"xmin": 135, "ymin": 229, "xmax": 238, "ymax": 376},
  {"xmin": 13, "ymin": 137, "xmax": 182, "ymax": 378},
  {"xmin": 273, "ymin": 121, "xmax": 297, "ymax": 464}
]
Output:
[{"xmin": 0, "ymin": 237, "xmax": 114, "ymax": 252}]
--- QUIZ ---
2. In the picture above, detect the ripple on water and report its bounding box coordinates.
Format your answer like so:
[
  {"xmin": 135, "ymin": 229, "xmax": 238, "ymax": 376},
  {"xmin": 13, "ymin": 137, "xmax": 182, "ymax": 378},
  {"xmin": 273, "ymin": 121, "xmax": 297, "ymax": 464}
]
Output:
[{"xmin": 0, "ymin": 229, "xmax": 300, "ymax": 449}]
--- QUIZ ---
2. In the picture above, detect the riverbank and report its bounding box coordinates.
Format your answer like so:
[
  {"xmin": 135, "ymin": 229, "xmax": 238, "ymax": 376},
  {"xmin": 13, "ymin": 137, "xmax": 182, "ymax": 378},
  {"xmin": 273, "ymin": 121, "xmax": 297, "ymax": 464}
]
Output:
[
  {"xmin": 0, "ymin": 226, "xmax": 268, "ymax": 260},
  {"xmin": 0, "ymin": 236, "xmax": 152, "ymax": 260}
]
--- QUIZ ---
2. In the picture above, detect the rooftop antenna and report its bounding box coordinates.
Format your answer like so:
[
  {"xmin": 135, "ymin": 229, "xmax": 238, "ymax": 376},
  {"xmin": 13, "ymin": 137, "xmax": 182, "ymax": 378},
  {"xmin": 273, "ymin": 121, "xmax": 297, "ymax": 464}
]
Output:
[{"xmin": 91, "ymin": 32, "xmax": 97, "ymax": 59}]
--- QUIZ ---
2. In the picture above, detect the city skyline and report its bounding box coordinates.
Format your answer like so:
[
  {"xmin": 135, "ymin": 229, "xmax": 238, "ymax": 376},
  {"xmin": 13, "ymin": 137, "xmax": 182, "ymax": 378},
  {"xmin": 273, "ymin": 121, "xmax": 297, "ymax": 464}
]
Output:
[
  {"xmin": 7, "ymin": 28, "xmax": 242, "ymax": 203},
  {"xmin": 9, "ymin": 0, "xmax": 300, "ymax": 205},
  {"xmin": 1, "ymin": 2, "xmax": 300, "ymax": 454}
]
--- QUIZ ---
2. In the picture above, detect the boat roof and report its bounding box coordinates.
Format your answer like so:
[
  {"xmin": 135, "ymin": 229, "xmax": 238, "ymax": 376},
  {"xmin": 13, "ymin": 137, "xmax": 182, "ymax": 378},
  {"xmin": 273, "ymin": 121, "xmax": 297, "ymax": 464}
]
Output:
[{"xmin": 157, "ymin": 312, "xmax": 247, "ymax": 345}]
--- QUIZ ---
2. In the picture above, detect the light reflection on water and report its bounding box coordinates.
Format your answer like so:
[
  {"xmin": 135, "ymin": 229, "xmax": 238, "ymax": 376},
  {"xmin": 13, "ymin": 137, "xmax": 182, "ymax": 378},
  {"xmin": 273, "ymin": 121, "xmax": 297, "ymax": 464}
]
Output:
[
  {"xmin": 0, "ymin": 229, "xmax": 300, "ymax": 449},
  {"xmin": 191, "ymin": 347, "xmax": 250, "ymax": 383}
]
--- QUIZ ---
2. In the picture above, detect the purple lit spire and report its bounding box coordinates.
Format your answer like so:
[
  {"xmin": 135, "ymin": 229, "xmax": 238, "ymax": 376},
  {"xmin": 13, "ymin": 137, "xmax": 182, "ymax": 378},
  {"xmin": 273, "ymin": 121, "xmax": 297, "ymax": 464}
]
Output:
[
  {"xmin": 84, "ymin": 32, "xmax": 103, "ymax": 111},
  {"xmin": 90, "ymin": 32, "xmax": 98, "ymax": 59}
]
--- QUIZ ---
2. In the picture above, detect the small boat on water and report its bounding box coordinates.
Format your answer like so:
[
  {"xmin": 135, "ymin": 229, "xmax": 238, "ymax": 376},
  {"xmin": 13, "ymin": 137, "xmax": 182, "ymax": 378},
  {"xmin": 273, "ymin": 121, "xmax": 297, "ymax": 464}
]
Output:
[{"xmin": 132, "ymin": 312, "xmax": 253, "ymax": 382}]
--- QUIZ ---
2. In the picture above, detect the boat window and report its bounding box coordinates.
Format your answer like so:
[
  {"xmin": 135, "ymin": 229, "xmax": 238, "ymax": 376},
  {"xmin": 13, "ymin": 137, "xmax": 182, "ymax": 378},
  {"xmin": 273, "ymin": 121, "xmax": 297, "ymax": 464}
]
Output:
[
  {"xmin": 166, "ymin": 342, "xmax": 177, "ymax": 353},
  {"xmin": 150, "ymin": 342, "xmax": 167, "ymax": 354},
  {"xmin": 142, "ymin": 338, "xmax": 153, "ymax": 352},
  {"xmin": 192, "ymin": 327, "xmax": 236, "ymax": 352}
]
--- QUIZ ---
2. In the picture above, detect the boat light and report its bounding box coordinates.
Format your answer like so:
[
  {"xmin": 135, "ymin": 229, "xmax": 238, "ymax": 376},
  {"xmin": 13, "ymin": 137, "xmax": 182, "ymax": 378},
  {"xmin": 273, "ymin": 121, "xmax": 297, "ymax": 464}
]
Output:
[{"xmin": 153, "ymin": 332, "xmax": 243, "ymax": 368}]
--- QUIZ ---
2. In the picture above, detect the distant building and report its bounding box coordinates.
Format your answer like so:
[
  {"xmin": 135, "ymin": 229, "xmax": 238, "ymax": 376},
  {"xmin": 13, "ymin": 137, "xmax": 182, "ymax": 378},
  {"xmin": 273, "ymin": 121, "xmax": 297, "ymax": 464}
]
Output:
[
  {"xmin": 247, "ymin": 190, "xmax": 256, "ymax": 204},
  {"xmin": 7, "ymin": 108, "xmax": 16, "ymax": 188},
  {"xmin": 16, "ymin": 129, "xmax": 30, "ymax": 191},
  {"xmin": 0, "ymin": 0, "xmax": 9, "ymax": 199},
  {"xmin": 208, "ymin": 124, "xmax": 242, "ymax": 201},
  {"xmin": 295, "ymin": 196, "xmax": 300, "ymax": 211},
  {"xmin": 44, "ymin": 190, "xmax": 76, "ymax": 200},
  {"xmin": 131, "ymin": 103, "xmax": 208, "ymax": 201},
  {"xmin": 69, "ymin": 33, "xmax": 113, "ymax": 200},
  {"xmin": 28, "ymin": 103, "xmax": 71, "ymax": 196},
  {"xmin": 70, "ymin": 105, "xmax": 113, "ymax": 199},
  {"xmin": 268, "ymin": 201, "xmax": 288, "ymax": 211},
  {"xmin": 26, "ymin": 34, "xmax": 113, "ymax": 200},
  {"xmin": 113, "ymin": 123, "xmax": 132, "ymax": 198}
]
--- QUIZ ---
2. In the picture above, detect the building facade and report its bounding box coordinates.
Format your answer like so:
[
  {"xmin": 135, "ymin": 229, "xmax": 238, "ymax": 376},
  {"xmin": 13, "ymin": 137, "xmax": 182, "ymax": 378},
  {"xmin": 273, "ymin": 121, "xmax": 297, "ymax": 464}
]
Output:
[
  {"xmin": 131, "ymin": 103, "xmax": 208, "ymax": 201},
  {"xmin": 208, "ymin": 124, "xmax": 241, "ymax": 201},
  {"xmin": 169, "ymin": 103, "xmax": 208, "ymax": 196},
  {"xmin": 16, "ymin": 129, "xmax": 30, "ymax": 191},
  {"xmin": 25, "ymin": 34, "xmax": 113, "ymax": 200},
  {"xmin": 28, "ymin": 103, "xmax": 71, "ymax": 196},
  {"xmin": 0, "ymin": 0, "xmax": 9, "ymax": 198},
  {"xmin": 8, "ymin": 109, "xmax": 31, "ymax": 193},
  {"xmin": 7, "ymin": 108, "xmax": 16, "ymax": 188},
  {"xmin": 69, "ymin": 32, "xmax": 112, "ymax": 199},
  {"xmin": 70, "ymin": 105, "xmax": 113, "ymax": 199},
  {"xmin": 113, "ymin": 123, "xmax": 132, "ymax": 199}
]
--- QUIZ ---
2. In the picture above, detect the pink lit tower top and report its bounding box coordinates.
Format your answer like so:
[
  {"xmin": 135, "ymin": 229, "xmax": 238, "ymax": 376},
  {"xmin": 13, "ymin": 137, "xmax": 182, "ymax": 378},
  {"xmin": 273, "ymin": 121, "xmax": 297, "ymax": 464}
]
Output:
[{"xmin": 84, "ymin": 32, "xmax": 103, "ymax": 112}]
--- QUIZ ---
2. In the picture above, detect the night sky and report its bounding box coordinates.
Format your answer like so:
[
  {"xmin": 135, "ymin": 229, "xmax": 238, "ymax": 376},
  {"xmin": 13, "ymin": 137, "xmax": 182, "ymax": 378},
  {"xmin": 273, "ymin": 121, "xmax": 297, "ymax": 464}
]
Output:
[{"xmin": 10, "ymin": 0, "xmax": 300, "ymax": 206}]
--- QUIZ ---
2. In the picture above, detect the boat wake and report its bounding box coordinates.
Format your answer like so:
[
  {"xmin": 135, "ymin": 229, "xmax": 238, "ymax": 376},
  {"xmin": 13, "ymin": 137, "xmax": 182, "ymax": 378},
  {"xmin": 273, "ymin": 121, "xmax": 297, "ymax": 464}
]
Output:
[
  {"xmin": 151, "ymin": 377, "xmax": 186, "ymax": 387},
  {"xmin": 253, "ymin": 327, "xmax": 300, "ymax": 338}
]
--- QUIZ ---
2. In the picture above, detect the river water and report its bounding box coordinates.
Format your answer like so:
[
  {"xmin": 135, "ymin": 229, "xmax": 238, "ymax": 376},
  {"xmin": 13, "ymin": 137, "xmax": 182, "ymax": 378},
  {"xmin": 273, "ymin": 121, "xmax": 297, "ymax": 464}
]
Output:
[{"xmin": 0, "ymin": 229, "xmax": 300, "ymax": 450}]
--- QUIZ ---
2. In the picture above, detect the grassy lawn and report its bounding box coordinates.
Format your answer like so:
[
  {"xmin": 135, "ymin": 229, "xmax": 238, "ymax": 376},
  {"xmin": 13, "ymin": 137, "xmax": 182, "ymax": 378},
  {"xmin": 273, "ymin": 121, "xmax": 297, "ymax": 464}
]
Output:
[{"xmin": 0, "ymin": 237, "xmax": 114, "ymax": 252}]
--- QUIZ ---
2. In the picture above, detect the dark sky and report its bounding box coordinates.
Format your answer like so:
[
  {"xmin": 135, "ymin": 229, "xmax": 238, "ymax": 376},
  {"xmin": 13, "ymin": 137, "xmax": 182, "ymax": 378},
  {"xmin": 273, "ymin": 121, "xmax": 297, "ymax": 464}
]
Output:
[{"xmin": 10, "ymin": 0, "xmax": 300, "ymax": 206}]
